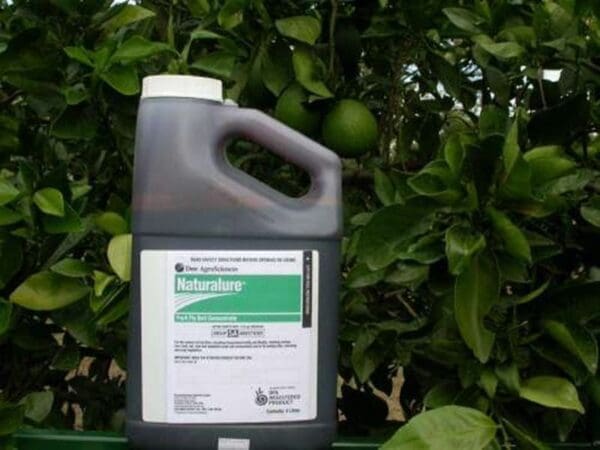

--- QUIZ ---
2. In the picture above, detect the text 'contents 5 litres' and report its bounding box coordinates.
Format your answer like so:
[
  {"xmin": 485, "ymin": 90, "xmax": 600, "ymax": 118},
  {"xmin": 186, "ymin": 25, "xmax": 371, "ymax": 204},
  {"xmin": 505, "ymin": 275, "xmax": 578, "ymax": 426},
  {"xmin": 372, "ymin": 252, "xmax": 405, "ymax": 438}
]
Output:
[{"xmin": 126, "ymin": 75, "xmax": 342, "ymax": 450}]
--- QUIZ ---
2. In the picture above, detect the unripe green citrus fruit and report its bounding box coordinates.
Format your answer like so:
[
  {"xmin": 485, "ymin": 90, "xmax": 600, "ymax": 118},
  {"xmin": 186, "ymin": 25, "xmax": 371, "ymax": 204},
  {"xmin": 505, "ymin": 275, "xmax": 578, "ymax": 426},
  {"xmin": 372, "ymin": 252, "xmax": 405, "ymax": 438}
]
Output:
[
  {"xmin": 322, "ymin": 99, "xmax": 378, "ymax": 157},
  {"xmin": 274, "ymin": 83, "xmax": 321, "ymax": 136}
]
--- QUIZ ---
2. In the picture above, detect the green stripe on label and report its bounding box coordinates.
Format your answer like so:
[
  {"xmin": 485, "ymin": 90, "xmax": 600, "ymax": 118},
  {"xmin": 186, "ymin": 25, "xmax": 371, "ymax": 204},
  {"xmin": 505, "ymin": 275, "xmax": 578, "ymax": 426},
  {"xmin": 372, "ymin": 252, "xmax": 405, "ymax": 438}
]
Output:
[
  {"xmin": 174, "ymin": 313, "xmax": 301, "ymax": 323},
  {"xmin": 174, "ymin": 275, "xmax": 301, "ymax": 315}
]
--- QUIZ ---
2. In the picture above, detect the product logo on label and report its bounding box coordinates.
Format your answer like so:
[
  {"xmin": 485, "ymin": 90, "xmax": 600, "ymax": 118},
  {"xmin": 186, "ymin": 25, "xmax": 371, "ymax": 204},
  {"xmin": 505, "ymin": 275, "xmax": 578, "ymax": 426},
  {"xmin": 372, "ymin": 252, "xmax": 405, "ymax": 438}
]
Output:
[
  {"xmin": 255, "ymin": 388, "xmax": 268, "ymax": 406},
  {"xmin": 174, "ymin": 275, "xmax": 246, "ymax": 312},
  {"xmin": 175, "ymin": 263, "xmax": 185, "ymax": 273},
  {"xmin": 176, "ymin": 276, "xmax": 245, "ymax": 294},
  {"xmin": 173, "ymin": 274, "xmax": 302, "ymax": 323}
]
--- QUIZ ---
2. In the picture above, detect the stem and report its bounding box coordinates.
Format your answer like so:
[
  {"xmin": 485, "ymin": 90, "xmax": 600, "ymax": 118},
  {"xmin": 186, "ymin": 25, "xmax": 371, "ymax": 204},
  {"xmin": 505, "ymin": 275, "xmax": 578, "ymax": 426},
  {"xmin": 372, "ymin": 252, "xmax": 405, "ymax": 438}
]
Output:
[
  {"xmin": 537, "ymin": 66, "xmax": 547, "ymax": 109},
  {"xmin": 328, "ymin": 0, "xmax": 338, "ymax": 76},
  {"xmin": 498, "ymin": 419, "xmax": 514, "ymax": 449},
  {"xmin": 0, "ymin": 89, "xmax": 22, "ymax": 105},
  {"xmin": 384, "ymin": 290, "xmax": 419, "ymax": 318},
  {"xmin": 399, "ymin": 297, "xmax": 418, "ymax": 319},
  {"xmin": 167, "ymin": 5, "xmax": 175, "ymax": 48}
]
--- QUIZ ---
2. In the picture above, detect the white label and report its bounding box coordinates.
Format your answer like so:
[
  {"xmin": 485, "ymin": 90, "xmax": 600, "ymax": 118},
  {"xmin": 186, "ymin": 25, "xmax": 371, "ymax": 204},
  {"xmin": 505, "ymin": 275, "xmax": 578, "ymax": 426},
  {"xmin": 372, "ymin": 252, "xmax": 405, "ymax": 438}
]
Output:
[
  {"xmin": 141, "ymin": 250, "xmax": 319, "ymax": 424},
  {"xmin": 217, "ymin": 438, "xmax": 250, "ymax": 450}
]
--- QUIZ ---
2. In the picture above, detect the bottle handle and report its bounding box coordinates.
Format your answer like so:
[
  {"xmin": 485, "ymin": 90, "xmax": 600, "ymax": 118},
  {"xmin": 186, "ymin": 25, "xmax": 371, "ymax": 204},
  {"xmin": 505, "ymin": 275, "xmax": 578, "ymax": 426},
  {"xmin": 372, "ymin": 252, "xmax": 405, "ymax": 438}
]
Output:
[{"xmin": 218, "ymin": 108, "xmax": 342, "ymax": 206}]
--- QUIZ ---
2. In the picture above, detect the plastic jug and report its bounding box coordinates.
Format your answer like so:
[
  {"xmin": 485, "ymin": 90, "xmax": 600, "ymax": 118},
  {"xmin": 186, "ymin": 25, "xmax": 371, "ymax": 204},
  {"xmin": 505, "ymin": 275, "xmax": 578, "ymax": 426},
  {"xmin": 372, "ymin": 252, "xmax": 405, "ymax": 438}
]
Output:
[{"xmin": 126, "ymin": 75, "xmax": 342, "ymax": 450}]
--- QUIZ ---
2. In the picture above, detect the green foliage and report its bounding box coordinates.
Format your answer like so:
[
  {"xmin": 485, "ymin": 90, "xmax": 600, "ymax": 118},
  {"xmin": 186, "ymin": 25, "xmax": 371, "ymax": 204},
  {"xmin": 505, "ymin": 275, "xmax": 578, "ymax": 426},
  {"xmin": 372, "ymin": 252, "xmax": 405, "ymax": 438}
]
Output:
[
  {"xmin": 0, "ymin": 0, "xmax": 600, "ymax": 448},
  {"xmin": 519, "ymin": 376, "xmax": 584, "ymax": 413},
  {"xmin": 381, "ymin": 405, "xmax": 497, "ymax": 450}
]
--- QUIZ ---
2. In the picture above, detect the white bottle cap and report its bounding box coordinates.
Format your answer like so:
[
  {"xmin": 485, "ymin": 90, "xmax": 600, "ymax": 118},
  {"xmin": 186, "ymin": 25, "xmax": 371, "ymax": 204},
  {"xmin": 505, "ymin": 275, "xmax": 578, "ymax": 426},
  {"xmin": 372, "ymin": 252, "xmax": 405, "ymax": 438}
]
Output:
[{"xmin": 141, "ymin": 75, "xmax": 223, "ymax": 102}]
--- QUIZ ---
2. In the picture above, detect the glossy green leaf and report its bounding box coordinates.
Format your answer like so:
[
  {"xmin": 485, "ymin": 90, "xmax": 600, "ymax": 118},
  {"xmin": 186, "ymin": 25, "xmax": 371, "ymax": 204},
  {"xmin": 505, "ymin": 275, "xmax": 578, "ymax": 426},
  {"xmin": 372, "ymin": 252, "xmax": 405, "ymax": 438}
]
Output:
[
  {"xmin": 514, "ymin": 280, "xmax": 550, "ymax": 304},
  {"xmin": 542, "ymin": 319, "xmax": 598, "ymax": 373},
  {"xmin": 473, "ymin": 35, "xmax": 525, "ymax": 59},
  {"xmin": 429, "ymin": 53, "xmax": 461, "ymax": 99},
  {"xmin": 385, "ymin": 262, "xmax": 429, "ymax": 289},
  {"xmin": 93, "ymin": 270, "xmax": 117, "ymax": 298},
  {"xmin": 351, "ymin": 327, "xmax": 380, "ymax": 382},
  {"xmin": 63, "ymin": 46, "xmax": 94, "ymax": 67},
  {"xmin": 524, "ymin": 146, "xmax": 576, "ymax": 184},
  {"xmin": 442, "ymin": 8, "xmax": 485, "ymax": 34},
  {"xmin": 480, "ymin": 368, "xmax": 498, "ymax": 398},
  {"xmin": 381, "ymin": 406, "xmax": 497, "ymax": 450},
  {"xmin": 479, "ymin": 105, "xmax": 507, "ymax": 138},
  {"xmin": 357, "ymin": 201, "xmax": 437, "ymax": 270},
  {"xmin": 217, "ymin": 0, "xmax": 248, "ymax": 30},
  {"xmin": 63, "ymin": 83, "xmax": 88, "ymax": 105},
  {"xmin": 96, "ymin": 293, "xmax": 129, "ymax": 327},
  {"xmin": 261, "ymin": 43, "xmax": 293, "ymax": 96},
  {"xmin": 519, "ymin": 376, "xmax": 584, "ymax": 413},
  {"xmin": 495, "ymin": 362, "xmax": 520, "ymax": 393},
  {"xmin": 190, "ymin": 52, "xmax": 236, "ymax": 79},
  {"xmin": 502, "ymin": 118, "xmax": 520, "ymax": 179},
  {"xmin": 346, "ymin": 263, "xmax": 386, "ymax": 288},
  {"xmin": 485, "ymin": 66, "xmax": 510, "ymax": 105},
  {"xmin": 408, "ymin": 161, "xmax": 464, "ymax": 205},
  {"xmin": 554, "ymin": 409, "xmax": 580, "ymax": 443},
  {"xmin": 581, "ymin": 196, "xmax": 600, "ymax": 227},
  {"xmin": 397, "ymin": 233, "xmax": 445, "ymax": 264},
  {"xmin": 502, "ymin": 419, "xmax": 551, "ymax": 450},
  {"xmin": 498, "ymin": 25, "xmax": 536, "ymax": 46},
  {"xmin": 497, "ymin": 253, "xmax": 529, "ymax": 283},
  {"xmin": 454, "ymin": 251, "xmax": 500, "ymax": 363},
  {"xmin": 50, "ymin": 258, "xmax": 92, "ymax": 278},
  {"xmin": 100, "ymin": 5, "xmax": 155, "ymax": 32},
  {"xmin": 111, "ymin": 36, "xmax": 174, "ymax": 63},
  {"xmin": 100, "ymin": 65, "xmax": 140, "ymax": 95},
  {"xmin": 378, "ymin": 318, "xmax": 426, "ymax": 334},
  {"xmin": 486, "ymin": 207, "xmax": 531, "ymax": 263},
  {"xmin": 33, "ymin": 187, "xmax": 65, "ymax": 217},
  {"xmin": 70, "ymin": 182, "xmax": 92, "ymax": 200},
  {"xmin": 51, "ymin": 301, "xmax": 97, "ymax": 347},
  {"xmin": 10, "ymin": 271, "xmax": 89, "ymax": 311},
  {"xmin": 188, "ymin": 28, "xmax": 223, "ymax": 41},
  {"xmin": 42, "ymin": 203, "xmax": 83, "ymax": 234},
  {"xmin": 20, "ymin": 391, "xmax": 53, "ymax": 423},
  {"xmin": 374, "ymin": 168, "xmax": 395, "ymax": 206},
  {"xmin": 0, "ymin": 403, "xmax": 24, "ymax": 436},
  {"xmin": 538, "ymin": 169, "xmax": 595, "ymax": 196},
  {"xmin": 532, "ymin": 342, "xmax": 589, "ymax": 386},
  {"xmin": 275, "ymin": 16, "xmax": 321, "ymax": 45},
  {"xmin": 443, "ymin": 134, "xmax": 465, "ymax": 177},
  {"xmin": 0, "ymin": 179, "xmax": 19, "ymax": 206},
  {"xmin": 91, "ymin": 280, "xmax": 124, "ymax": 314},
  {"xmin": 499, "ymin": 156, "xmax": 532, "ymax": 201},
  {"xmin": 445, "ymin": 225, "xmax": 486, "ymax": 275},
  {"xmin": 185, "ymin": 0, "xmax": 211, "ymax": 17},
  {"xmin": 107, "ymin": 234, "xmax": 132, "ymax": 281},
  {"xmin": 0, "ymin": 207, "xmax": 22, "ymax": 226},
  {"xmin": 292, "ymin": 46, "xmax": 333, "ymax": 98},
  {"xmin": 423, "ymin": 382, "xmax": 460, "ymax": 408},
  {"xmin": 95, "ymin": 211, "xmax": 129, "ymax": 235}
]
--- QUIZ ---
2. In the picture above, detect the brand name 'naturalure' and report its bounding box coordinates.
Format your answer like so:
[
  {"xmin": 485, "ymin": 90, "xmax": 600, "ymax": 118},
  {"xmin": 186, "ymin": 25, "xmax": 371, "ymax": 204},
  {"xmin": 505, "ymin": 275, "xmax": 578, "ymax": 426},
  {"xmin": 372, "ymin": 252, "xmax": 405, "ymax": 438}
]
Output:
[{"xmin": 176, "ymin": 277, "xmax": 244, "ymax": 293}]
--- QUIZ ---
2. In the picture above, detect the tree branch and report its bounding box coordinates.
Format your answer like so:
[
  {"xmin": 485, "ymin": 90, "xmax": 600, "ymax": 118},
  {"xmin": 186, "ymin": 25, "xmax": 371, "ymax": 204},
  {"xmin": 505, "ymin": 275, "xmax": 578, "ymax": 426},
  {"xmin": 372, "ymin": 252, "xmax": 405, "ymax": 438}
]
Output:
[{"xmin": 328, "ymin": 0, "xmax": 338, "ymax": 76}]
